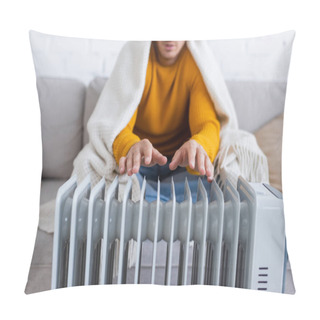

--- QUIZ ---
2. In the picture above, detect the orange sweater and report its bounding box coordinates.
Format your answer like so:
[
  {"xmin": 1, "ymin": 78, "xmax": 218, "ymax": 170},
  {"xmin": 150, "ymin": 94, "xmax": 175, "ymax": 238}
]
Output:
[{"xmin": 113, "ymin": 43, "xmax": 220, "ymax": 173}]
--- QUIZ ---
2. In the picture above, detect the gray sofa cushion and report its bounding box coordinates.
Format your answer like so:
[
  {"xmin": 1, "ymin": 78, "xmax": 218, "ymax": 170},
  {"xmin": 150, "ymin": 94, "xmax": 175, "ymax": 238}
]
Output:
[
  {"xmin": 37, "ymin": 77, "xmax": 86, "ymax": 178},
  {"xmin": 40, "ymin": 178, "xmax": 67, "ymax": 204},
  {"xmin": 226, "ymin": 80, "xmax": 286, "ymax": 132}
]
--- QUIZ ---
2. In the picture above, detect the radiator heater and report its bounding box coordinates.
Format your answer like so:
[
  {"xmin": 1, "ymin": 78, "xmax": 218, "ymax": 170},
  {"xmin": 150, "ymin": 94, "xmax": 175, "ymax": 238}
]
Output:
[{"xmin": 51, "ymin": 175, "xmax": 287, "ymax": 293}]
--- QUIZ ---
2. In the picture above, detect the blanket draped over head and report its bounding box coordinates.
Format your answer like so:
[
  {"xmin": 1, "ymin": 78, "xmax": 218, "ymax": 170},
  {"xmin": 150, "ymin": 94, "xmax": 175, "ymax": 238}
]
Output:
[{"xmin": 72, "ymin": 41, "xmax": 269, "ymax": 201}]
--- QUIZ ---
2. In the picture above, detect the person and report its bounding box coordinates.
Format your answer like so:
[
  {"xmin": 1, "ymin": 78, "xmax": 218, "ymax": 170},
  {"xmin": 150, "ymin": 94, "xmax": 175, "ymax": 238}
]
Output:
[
  {"xmin": 112, "ymin": 41, "xmax": 220, "ymax": 201},
  {"xmin": 73, "ymin": 40, "xmax": 269, "ymax": 203}
]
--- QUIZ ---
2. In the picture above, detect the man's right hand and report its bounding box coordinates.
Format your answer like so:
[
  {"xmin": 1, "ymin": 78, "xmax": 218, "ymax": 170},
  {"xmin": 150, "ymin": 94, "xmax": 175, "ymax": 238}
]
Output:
[{"xmin": 119, "ymin": 139, "xmax": 167, "ymax": 176}]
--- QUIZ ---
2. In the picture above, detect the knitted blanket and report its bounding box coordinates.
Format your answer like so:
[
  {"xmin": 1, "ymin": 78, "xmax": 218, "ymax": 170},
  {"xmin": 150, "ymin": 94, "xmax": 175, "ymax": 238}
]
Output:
[{"xmin": 72, "ymin": 40, "xmax": 269, "ymax": 201}]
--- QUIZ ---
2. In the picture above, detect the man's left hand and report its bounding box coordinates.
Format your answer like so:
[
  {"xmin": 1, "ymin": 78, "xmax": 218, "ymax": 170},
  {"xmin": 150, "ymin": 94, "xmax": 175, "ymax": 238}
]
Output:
[{"xmin": 168, "ymin": 139, "xmax": 214, "ymax": 182}]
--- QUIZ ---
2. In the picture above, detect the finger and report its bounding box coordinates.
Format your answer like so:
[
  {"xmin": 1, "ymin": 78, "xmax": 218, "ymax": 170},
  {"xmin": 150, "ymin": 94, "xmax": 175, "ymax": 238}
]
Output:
[
  {"xmin": 169, "ymin": 150, "xmax": 182, "ymax": 170},
  {"xmin": 126, "ymin": 153, "xmax": 133, "ymax": 176},
  {"xmin": 132, "ymin": 150, "xmax": 141, "ymax": 174},
  {"xmin": 152, "ymin": 148, "xmax": 167, "ymax": 166},
  {"xmin": 196, "ymin": 149, "xmax": 205, "ymax": 175},
  {"xmin": 205, "ymin": 156, "xmax": 214, "ymax": 182},
  {"xmin": 187, "ymin": 143, "xmax": 196, "ymax": 170},
  {"xmin": 141, "ymin": 140, "xmax": 153, "ymax": 165},
  {"xmin": 119, "ymin": 157, "xmax": 126, "ymax": 175}
]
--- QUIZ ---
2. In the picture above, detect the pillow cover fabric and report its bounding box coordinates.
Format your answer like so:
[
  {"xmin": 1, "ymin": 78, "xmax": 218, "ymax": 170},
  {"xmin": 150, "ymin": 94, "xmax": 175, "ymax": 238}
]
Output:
[{"xmin": 25, "ymin": 30, "xmax": 295, "ymax": 295}]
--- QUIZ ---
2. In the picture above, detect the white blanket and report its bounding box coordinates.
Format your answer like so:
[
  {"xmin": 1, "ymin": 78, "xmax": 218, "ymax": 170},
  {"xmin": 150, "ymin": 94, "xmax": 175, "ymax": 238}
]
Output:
[{"xmin": 72, "ymin": 40, "xmax": 269, "ymax": 200}]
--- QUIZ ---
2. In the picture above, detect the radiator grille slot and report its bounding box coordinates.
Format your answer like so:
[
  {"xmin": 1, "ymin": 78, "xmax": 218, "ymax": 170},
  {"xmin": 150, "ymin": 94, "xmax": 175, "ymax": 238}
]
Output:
[
  {"xmin": 257, "ymin": 267, "xmax": 269, "ymax": 290},
  {"xmin": 51, "ymin": 175, "xmax": 286, "ymax": 292}
]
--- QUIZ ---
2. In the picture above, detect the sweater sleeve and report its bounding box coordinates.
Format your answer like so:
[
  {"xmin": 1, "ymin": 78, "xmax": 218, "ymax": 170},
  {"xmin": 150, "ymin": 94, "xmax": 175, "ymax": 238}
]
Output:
[
  {"xmin": 188, "ymin": 71, "xmax": 220, "ymax": 164},
  {"xmin": 112, "ymin": 108, "xmax": 141, "ymax": 165}
]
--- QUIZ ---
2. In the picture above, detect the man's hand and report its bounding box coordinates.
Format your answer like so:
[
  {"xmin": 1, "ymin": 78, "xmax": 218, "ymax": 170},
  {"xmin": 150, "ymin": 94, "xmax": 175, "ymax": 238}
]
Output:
[
  {"xmin": 119, "ymin": 139, "xmax": 167, "ymax": 176},
  {"xmin": 169, "ymin": 139, "xmax": 214, "ymax": 182}
]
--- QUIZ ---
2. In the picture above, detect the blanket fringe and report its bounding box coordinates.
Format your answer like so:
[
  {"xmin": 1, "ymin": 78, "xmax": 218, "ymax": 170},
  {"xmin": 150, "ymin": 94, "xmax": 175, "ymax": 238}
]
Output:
[{"xmin": 214, "ymin": 139, "xmax": 269, "ymax": 189}]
